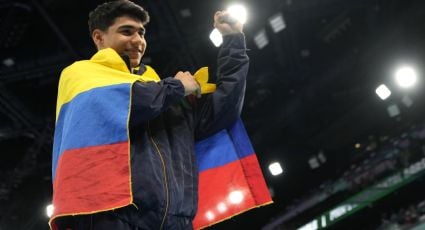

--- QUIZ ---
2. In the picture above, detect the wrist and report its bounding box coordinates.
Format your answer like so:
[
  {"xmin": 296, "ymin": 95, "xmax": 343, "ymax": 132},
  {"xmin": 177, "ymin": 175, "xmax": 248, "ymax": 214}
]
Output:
[
  {"xmin": 165, "ymin": 77, "xmax": 185, "ymax": 97},
  {"xmin": 222, "ymin": 33, "xmax": 246, "ymax": 49}
]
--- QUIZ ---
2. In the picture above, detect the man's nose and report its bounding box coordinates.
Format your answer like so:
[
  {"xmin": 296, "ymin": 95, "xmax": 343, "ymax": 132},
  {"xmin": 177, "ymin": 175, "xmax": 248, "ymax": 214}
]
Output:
[{"xmin": 131, "ymin": 33, "xmax": 144, "ymax": 44}]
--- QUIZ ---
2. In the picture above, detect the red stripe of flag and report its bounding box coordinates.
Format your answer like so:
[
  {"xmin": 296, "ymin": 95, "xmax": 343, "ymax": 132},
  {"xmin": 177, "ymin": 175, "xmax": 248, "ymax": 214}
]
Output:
[{"xmin": 52, "ymin": 142, "xmax": 131, "ymax": 217}]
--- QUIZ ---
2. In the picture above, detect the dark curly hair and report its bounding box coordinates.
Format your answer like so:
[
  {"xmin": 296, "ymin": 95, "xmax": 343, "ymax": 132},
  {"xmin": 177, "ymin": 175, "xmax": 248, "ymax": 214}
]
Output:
[{"xmin": 88, "ymin": 0, "xmax": 150, "ymax": 34}]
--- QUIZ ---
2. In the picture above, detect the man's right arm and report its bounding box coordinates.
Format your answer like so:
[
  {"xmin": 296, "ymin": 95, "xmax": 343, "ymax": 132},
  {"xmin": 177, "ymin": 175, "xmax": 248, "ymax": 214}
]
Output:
[
  {"xmin": 131, "ymin": 72, "xmax": 199, "ymax": 121},
  {"xmin": 131, "ymin": 78, "xmax": 184, "ymax": 121}
]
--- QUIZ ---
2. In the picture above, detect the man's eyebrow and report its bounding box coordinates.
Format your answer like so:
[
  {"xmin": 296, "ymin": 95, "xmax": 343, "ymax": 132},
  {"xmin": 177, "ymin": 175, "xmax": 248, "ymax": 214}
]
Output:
[{"xmin": 118, "ymin": 25, "xmax": 145, "ymax": 33}]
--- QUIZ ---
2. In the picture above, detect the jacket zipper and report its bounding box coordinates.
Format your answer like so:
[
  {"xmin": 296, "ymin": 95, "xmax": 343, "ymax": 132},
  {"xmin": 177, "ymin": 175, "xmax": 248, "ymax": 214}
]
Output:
[{"xmin": 147, "ymin": 121, "xmax": 169, "ymax": 230}]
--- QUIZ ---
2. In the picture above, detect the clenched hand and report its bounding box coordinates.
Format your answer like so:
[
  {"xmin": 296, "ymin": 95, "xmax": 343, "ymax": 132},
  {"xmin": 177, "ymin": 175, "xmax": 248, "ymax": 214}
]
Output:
[{"xmin": 174, "ymin": 71, "xmax": 201, "ymax": 97}]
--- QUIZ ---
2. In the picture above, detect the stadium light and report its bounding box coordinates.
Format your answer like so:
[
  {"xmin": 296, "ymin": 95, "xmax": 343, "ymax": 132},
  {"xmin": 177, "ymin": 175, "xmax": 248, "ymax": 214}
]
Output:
[
  {"xmin": 375, "ymin": 84, "xmax": 391, "ymax": 100},
  {"xmin": 254, "ymin": 29, "xmax": 269, "ymax": 49},
  {"xmin": 395, "ymin": 66, "xmax": 417, "ymax": 88},
  {"xmin": 401, "ymin": 95, "xmax": 413, "ymax": 107},
  {"xmin": 227, "ymin": 4, "xmax": 247, "ymax": 24},
  {"xmin": 180, "ymin": 8, "xmax": 191, "ymax": 18},
  {"xmin": 46, "ymin": 204, "xmax": 54, "ymax": 218},
  {"xmin": 209, "ymin": 4, "xmax": 248, "ymax": 47},
  {"xmin": 209, "ymin": 28, "xmax": 223, "ymax": 47},
  {"xmin": 308, "ymin": 157, "xmax": 320, "ymax": 169},
  {"xmin": 269, "ymin": 162, "xmax": 283, "ymax": 176},
  {"xmin": 269, "ymin": 13, "xmax": 286, "ymax": 33},
  {"xmin": 2, "ymin": 58, "xmax": 14, "ymax": 67},
  {"xmin": 387, "ymin": 104, "xmax": 400, "ymax": 117}
]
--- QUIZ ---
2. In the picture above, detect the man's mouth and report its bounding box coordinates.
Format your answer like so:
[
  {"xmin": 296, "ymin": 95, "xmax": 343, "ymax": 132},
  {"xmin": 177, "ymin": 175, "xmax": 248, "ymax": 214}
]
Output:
[{"xmin": 125, "ymin": 49, "xmax": 143, "ymax": 54}]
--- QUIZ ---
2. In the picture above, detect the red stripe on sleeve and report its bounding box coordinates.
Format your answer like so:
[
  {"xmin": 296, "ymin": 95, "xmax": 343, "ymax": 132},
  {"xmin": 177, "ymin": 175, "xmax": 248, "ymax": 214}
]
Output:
[
  {"xmin": 240, "ymin": 154, "xmax": 272, "ymax": 204},
  {"xmin": 194, "ymin": 154, "xmax": 272, "ymax": 229}
]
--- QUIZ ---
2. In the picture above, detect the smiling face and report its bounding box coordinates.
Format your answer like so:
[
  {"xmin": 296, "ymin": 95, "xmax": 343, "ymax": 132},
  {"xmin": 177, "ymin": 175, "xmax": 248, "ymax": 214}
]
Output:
[{"xmin": 92, "ymin": 15, "xmax": 147, "ymax": 68}]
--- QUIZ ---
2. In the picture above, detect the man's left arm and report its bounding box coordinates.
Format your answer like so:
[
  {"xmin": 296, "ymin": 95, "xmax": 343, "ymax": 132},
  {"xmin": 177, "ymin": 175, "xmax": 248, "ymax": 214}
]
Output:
[{"xmin": 194, "ymin": 12, "xmax": 248, "ymax": 140}]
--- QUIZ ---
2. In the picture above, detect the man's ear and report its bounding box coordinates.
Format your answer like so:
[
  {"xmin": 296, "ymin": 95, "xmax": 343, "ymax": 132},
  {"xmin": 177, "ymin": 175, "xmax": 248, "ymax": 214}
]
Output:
[{"xmin": 91, "ymin": 29, "xmax": 105, "ymax": 50}]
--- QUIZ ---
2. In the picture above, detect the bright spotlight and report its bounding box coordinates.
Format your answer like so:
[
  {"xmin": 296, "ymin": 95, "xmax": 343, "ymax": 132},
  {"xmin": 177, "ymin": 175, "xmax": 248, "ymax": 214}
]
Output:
[
  {"xmin": 210, "ymin": 4, "xmax": 247, "ymax": 47},
  {"xmin": 209, "ymin": 28, "xmax": 223, "ymax": 47},
  {"xmin": 206, "ymin": 211, "xmax": 215, "ymax": 221},
  {"xmin": 228, "ymin": 190, "xmax": 244, "ymax": 204},
  {"xmin": 46, "ymin": 204, "xmax": 54, "ymax": 217},
  {"xmin": 268, "ymin": 162, "xmax": 283, "ymax": 176},
  {"xmin": 217, "ymin": 202, "xmax": 227, "ymax": 213},
  {"xmin": 375, "ymin": 84, "xmax": 391, "ymax": 100},
  {"xmin": 395, "ymin": 66, "xmax": 417, "ymax": 88},
  {"xmin": 227, "ymin": 4, "xmax": 247, "ymax": 24}
]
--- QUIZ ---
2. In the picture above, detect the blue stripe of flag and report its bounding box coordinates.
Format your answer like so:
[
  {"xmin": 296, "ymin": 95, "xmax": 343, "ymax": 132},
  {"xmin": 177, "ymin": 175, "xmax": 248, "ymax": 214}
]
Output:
[
  {"xmin": 52, "ymin": 83, "xmax": 131, "ymax": 179},
  {"xmin": 195, "ymin": 118, "xmax": 254, "ymax": 172},
  {"xmin": 227, "ymin": 118, "xmax": 255, "ymax": 157}
]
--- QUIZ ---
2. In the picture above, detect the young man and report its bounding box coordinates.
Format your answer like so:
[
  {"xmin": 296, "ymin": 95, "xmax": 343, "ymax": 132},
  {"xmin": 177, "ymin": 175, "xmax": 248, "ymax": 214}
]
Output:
[{"xmin": 51, "ymin": 0, "xmax": 248, "ymax": 229}]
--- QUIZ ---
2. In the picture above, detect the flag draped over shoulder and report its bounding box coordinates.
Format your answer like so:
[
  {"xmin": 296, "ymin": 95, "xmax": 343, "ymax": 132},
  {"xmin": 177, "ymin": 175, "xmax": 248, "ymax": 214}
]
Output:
[
  {"xmin": 50, "ymin": 48, "xmax": 161, "ymax": 227},
  {"xmin": 50, "ymin": 48, "xmax": 272, "ymax": 229}
]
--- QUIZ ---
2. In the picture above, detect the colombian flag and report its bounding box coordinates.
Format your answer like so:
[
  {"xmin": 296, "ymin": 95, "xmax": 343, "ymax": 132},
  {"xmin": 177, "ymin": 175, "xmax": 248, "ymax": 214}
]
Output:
[
  {"xmin": 50, "ymin": 48, "xmax": 158, "ymax": 228},
  {"xmin": 50, "ymin": 48, "xmax": 272, "ymax": 229}
]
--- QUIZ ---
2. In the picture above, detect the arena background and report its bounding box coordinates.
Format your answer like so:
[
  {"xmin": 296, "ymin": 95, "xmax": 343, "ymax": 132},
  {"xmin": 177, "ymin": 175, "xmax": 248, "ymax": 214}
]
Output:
[{"xmin": 1, "ymin": 0, "xmax": 425, "ymax": 229}]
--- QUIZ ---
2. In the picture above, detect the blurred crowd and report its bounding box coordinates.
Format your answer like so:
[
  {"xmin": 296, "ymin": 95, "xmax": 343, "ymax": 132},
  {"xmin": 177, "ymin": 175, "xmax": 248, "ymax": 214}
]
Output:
[
  {"xmin": 378, "ymin": 199, "xmax": 425, "ymax": 230},
  {"xmin": 281, "ymin": 121, "xmax": 425, "ymax": 228}
]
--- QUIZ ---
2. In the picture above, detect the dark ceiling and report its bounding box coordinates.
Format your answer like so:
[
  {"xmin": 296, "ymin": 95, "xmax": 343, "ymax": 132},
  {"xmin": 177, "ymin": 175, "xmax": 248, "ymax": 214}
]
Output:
[{"xmin": 1, "ymin": 0, "xmax": 425, "ymax": 229}]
